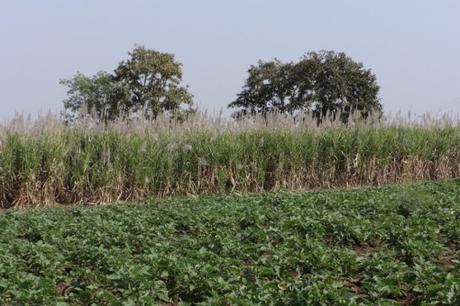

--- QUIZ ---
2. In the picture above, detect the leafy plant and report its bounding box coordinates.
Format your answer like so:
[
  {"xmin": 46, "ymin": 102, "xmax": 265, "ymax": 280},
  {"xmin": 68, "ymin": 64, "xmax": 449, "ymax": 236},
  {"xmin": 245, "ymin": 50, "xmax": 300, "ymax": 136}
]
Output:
[{"xmin": 0, "ymin": 180, "xmax": 458, "ymax": 304}]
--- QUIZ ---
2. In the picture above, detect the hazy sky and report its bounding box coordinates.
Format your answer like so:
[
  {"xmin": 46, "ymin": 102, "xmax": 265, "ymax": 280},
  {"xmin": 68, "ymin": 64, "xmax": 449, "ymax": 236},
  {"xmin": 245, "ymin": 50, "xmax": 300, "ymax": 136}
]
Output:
[{"xmin": 1, "ymin": 0, "xmax": 460, "ymax": 120}]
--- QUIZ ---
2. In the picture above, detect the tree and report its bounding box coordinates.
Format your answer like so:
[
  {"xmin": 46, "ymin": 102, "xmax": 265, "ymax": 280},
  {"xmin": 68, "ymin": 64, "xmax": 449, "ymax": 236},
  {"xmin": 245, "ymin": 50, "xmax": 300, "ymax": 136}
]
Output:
[
  {"xmin": 229, "ymin": 51, "xmax": 382, "ymax": 123},
  {"xmin": 61, "ymin": 46, "xmax": 194, "ymax": 122},
  {"xmin": 113, "ymin": 46, "xmax": 194, "ymax": 119},
  {"xmin": 60, "ymin": 72, "xmax": 125, "ymax": 122},
  {"xmin": 228, "ymin": 59, "xmax": 293, "ymax": 116}
]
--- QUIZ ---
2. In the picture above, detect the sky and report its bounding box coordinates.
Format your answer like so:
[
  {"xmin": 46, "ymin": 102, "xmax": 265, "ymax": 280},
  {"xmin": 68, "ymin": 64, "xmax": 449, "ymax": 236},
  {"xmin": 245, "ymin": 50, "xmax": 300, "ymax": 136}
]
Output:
[{"xmin": 1, "ymin": 0, "xmax": 460, "ymax": 120}]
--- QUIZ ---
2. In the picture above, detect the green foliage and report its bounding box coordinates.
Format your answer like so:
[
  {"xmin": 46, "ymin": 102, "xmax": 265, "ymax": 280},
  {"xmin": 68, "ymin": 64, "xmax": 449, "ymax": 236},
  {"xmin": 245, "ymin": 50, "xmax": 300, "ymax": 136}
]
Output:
[
  {"xmin": 114, "ymin": 46, "xmax": 194, "ymax": 120},
  {"xmin": 60, "ymin": 72, "xmax": 124, "ymax": 123},
  {"xmin": 229, "ymin": 51, "xmax": 382, "ymax": 123},
  {"xmin": 0, "ymin": 181, "xmax": 459, "ymax": 304},
  {"xmin": 61, "ymin": 46, "xmax": 194, "ymax": 122}
]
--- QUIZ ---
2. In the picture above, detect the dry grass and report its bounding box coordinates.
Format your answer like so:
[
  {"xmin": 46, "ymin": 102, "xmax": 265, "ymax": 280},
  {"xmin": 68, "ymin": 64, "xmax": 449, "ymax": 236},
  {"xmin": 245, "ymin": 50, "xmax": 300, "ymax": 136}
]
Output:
[{"xmin": 1, "ymin": 111, "xmax": 460, "ymax": 208}]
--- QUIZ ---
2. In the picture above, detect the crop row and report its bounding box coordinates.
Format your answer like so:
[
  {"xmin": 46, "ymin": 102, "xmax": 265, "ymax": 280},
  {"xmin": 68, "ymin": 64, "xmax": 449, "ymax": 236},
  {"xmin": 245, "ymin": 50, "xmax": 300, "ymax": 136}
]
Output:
[{"xmin": 1, "ymin": 114, "xmax": 460, "ymax": 207}]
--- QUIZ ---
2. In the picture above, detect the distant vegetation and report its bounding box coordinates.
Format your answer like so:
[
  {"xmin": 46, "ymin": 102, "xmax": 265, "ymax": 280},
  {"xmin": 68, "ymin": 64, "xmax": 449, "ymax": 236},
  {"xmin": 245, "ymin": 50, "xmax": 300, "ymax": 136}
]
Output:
[
  {"xmin": 0, "ymin": 180, "xmax": 458, "ymax": 304},
  {"xmin": 61, "ymin": 47, "xmax": 381, "ymax": 123},
  {"xmin": 1, "ymin": 112, "xmax": 460, "ymax": 208},
  {"xmin": 61, "ymin": 46, "xmax": 194, "ymax": 122},
  {"xmin": 230, "ymin": 51, "xmax": 382, "ymax": 123}
]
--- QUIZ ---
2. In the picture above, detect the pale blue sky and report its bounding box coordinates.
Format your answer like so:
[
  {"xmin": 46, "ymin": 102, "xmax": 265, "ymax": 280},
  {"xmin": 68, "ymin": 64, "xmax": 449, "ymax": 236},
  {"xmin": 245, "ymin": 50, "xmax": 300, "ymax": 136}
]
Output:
[{"xmin": 1, "ymin": 0, "xmax": 459, "ymax": 120}]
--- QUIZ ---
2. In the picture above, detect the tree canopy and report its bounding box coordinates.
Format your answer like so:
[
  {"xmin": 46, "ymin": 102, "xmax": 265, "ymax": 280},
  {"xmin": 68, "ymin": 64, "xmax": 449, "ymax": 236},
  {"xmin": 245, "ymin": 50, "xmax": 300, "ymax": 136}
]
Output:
[
  {"xmin": 61, "ymin": 46, "xmax": 194, "ymax": 122},
  {"xmin": 229, "ymin": 51, "xmax": 382, "ymax": 123}
]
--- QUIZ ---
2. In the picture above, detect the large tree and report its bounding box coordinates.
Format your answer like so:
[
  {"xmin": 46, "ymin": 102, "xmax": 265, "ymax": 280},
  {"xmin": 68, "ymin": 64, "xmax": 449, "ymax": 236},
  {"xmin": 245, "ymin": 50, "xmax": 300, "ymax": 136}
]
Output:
[
  {"xmin": 229, "ymin": 51, "xmax": 382, "ymax": 123},
  {"xmin": 61, "ymin": 46, "xmax": 194, "ymax": 122}
]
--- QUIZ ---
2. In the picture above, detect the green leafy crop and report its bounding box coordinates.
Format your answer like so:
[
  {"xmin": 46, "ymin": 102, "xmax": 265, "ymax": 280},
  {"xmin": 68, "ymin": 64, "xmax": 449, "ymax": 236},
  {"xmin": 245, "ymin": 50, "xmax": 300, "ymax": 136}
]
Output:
[{"xmin": 0, "ymin": 180, "xmax": 459, "ymax": 304}]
